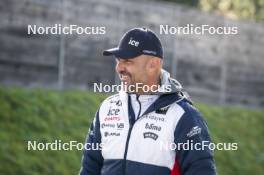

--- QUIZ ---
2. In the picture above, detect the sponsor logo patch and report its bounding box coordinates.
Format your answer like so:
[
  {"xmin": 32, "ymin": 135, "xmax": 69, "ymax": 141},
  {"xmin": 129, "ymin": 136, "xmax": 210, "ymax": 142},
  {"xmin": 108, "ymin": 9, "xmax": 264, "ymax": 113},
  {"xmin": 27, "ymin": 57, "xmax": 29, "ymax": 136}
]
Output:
[
  {"xmin": 89, "ymin": 129, "xmax": 94, "ymax": 136},
  {"xmin": 143, "ymin": 132, "xmax": 159, "ymax": 140},
  {"xmin": 110, "ymin": 100, "xmax": 122, "ymax": 106},
  {"xmin": 104, "ymin": 132, "xmax": 120, "ymax": 137},
  {"xmin": 101, "ymin": 123, "xmax": 115, "ymax": 129},
  {"xmin": 145, "ymin": 123, "xmax": 161, "ymax": 131},
  {"xmin": 155, "ymin": 106, "xmax": 170, "ymax": 115},
  {"xmin": 117, "ymin": 123, "xmax": 124, "ymax": 129},
  {"xmin": 142, "ymin": 50, "xmax": 157, "ymax": 55},
  {"xmin": 104, "ymin": 116, "xmax": 121, "ymax": 122},
  {"xmin": 187, "ymin": 126, "xmax": 202, "ymax": 137},
  {"xmin": 116, "ymin": 100, "xmax": 122, "ymax": 106},
  {"xmin": 146, "ymin": 114, "xmax": 165, "ymax": 122},
  {"xmin": 107, "ymin": 107, "xmax": 120, "ymax": 116},
  {"xmin": 128, "ymin": 37, "xmax": 140, "ymax": 47}
]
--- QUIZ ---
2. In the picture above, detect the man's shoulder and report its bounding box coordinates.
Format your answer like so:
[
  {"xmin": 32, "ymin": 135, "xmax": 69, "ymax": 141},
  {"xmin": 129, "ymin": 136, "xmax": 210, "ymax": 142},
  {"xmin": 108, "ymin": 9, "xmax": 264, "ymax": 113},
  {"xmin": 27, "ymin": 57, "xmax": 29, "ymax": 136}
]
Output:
[
  {"xmin": 97, "ymin": 93, "xmax": 122, "ymax": 120},
  {"xmin": 175, "ymin": 98, "xmax": 201, "ymax": 118},
  {"xmin": 174, "ymin": 98, "xmax": 208, "ymax": 131}
]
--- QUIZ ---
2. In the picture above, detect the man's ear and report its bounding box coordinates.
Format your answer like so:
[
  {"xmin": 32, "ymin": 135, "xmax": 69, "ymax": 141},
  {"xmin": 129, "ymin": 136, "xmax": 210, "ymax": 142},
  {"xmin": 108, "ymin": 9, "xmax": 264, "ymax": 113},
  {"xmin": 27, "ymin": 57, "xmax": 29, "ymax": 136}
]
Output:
[
  {"xmin": 149, "ymin": 57, "xmax": 161, "ymax": 70},
  {"xmin": 145, "ymin": 60, "xmax": 155, "ymax": 78},
  {"xmin": 146, "ymin": 58, "xmax": 155, "ymax": 72}
]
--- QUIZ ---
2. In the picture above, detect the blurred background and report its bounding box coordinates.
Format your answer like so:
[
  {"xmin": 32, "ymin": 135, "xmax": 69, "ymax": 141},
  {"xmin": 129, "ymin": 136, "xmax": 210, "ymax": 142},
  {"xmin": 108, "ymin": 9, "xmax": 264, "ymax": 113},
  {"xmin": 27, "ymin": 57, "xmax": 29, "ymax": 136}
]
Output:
[{"xmin": 0, "ymin": 0, "xmax": 264, "ymax": 175}]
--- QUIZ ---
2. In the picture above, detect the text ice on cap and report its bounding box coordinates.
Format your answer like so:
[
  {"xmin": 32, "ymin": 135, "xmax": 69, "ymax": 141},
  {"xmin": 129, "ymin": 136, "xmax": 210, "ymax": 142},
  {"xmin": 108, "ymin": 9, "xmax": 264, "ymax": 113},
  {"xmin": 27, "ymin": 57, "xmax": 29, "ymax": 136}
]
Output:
[{"xmin": 128, "ymin": 37, "xmax": 139, "ymax": 47}]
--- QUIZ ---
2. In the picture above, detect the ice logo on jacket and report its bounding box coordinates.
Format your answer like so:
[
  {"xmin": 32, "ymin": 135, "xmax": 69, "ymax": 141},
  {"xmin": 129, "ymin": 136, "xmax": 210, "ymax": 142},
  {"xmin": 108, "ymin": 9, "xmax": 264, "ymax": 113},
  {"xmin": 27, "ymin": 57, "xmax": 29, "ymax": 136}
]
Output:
[{"xmin": 107, "ymin": 107, "xmax": 120, "ymax": 116}]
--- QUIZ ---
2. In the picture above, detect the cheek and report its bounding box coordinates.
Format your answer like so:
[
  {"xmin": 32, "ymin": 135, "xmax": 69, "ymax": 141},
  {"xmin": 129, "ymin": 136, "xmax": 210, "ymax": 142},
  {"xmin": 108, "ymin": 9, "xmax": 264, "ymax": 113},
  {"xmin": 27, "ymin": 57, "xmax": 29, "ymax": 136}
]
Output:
[{"xmin": 133, "ymin": 68, "xmax": 147, "ymax": 82}]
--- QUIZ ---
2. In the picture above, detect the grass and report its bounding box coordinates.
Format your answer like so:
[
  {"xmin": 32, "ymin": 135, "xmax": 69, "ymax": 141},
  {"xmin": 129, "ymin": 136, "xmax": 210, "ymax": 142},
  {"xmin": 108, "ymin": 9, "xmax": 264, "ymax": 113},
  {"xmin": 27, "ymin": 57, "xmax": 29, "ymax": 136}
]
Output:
[{"xmin": 0, "ymin": 87, "xmax": 263, "ymax": 175}]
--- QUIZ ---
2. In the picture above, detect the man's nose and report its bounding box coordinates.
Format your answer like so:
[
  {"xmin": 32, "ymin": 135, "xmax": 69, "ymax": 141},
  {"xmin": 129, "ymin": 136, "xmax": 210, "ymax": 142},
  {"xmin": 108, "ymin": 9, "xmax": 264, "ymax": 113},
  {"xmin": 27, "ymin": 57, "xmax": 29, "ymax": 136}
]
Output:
[{"xmin": 116, "ymin": 61, "xmax": 125, "ymax": 73}]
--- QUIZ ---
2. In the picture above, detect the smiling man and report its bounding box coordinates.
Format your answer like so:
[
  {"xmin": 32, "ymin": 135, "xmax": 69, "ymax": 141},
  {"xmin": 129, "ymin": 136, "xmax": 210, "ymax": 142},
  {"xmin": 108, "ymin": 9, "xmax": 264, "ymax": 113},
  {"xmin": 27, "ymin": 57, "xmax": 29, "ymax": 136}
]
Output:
[
  {"xmin": 80, "ymin": 28, "xmax": 216, "ymax": 175},
  {"xmin": 115, "ymin": 55, "xmax": 163, "ymax": 94}
]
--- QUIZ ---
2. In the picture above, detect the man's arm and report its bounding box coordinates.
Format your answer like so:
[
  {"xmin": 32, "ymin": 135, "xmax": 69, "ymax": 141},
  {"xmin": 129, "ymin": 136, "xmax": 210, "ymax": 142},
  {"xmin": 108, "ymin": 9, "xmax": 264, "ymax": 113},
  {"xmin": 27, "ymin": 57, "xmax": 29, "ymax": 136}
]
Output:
[
  {"xmin": 80, "ymin": 110, "xmax": 104, "ymax": 175},
  {"xmin": 174, "ymin": 103, "xmax": 216, "ymax": 175}
]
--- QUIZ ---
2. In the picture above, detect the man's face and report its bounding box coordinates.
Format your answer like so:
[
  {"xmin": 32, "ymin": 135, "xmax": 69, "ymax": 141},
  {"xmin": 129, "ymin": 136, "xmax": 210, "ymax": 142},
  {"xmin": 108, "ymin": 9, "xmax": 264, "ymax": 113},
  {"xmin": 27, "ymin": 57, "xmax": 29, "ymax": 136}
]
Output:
[{"xmin": 115, "ymin": 55, "xmax": 149, "ymax": 92}]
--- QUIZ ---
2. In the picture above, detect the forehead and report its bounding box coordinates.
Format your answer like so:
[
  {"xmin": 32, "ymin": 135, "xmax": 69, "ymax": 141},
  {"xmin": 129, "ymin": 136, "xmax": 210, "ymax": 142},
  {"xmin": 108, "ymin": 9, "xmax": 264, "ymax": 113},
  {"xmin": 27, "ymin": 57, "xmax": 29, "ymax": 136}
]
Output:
[
  {"xmin": 116, "ymin": 58, "xmax": 134, "ymax": 62},
  {"xmin": 116, "ymin": 55, "xmax": 148, "ymax": 62}
]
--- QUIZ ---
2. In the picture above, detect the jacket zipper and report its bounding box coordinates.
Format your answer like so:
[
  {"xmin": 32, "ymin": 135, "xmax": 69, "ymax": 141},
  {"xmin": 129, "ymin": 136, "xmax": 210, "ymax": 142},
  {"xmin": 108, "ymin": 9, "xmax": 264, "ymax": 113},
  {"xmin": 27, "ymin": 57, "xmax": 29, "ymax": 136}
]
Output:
[
  {"xmin": 123, "ymin": 95, "xmax": 142, "ymax": 175},
  {"xmin": 136, "ymin": 95, "xmax": 142, "ymax": 119}
]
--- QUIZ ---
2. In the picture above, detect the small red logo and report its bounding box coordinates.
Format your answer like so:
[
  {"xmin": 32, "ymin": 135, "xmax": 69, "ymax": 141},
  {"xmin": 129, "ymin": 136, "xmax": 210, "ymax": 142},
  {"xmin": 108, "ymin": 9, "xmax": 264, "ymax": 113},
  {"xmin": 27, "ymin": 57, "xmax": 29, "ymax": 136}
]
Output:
[{"xmin": 104, "ymin": 116, "xmax": 121, "ymax": 121}]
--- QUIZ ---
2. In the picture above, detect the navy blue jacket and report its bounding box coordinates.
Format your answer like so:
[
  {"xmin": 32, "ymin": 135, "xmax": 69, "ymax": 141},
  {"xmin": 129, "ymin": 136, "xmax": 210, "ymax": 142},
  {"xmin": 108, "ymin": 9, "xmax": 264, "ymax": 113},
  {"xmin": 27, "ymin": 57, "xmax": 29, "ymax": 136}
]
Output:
[{"xmin": 80, "ymin": 91, "xmax": 216, "ymax": 175}]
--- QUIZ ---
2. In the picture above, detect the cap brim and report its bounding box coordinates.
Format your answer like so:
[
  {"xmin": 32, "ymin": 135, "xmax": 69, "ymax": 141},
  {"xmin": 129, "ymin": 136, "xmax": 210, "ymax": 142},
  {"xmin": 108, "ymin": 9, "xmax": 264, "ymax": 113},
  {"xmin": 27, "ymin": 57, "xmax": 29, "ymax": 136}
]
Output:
[{"xmin": 103, "ymin": 48, "xmax": 142, "ymax": 59}]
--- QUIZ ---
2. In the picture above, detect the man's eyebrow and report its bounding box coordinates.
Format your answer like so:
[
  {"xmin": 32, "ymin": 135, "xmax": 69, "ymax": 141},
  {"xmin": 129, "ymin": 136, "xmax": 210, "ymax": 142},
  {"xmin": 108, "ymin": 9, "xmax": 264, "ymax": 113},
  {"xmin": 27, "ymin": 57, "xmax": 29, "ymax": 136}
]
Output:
[{"xmin": 115, "ymin": 58, "xmax": 133, "ymax": 62}]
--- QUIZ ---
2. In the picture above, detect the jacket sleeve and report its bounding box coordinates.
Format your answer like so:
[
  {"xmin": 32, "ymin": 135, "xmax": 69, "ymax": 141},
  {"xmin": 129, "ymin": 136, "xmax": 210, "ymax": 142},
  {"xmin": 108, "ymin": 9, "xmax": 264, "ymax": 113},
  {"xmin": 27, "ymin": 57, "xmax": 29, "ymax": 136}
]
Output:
[
  {"xmin": 174, "ymin": 103, "xmax": 216, "ymax": 175},
  {"xmin": 80, "ymin": 110, "xmax": 104, "ymax": 175}
]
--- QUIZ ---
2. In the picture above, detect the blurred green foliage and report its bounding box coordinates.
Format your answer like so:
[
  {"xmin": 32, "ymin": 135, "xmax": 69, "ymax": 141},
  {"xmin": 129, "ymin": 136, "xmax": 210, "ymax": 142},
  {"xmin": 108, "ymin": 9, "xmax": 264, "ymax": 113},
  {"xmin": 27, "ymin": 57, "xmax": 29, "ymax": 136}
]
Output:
[
  {"xmin": 0, "ymin": 87, "xmax": 263, "ymax": 175},
  {"xmin": 159, "ymin": 0, "xmax": 264, "ymax": 22},
  {"xmin": 198, "ymin": 103, "xmax": 264, "ymax": 175},
  {"xmin": 0, "ymin": 87, "xmax": 106, "ymax": 175}
]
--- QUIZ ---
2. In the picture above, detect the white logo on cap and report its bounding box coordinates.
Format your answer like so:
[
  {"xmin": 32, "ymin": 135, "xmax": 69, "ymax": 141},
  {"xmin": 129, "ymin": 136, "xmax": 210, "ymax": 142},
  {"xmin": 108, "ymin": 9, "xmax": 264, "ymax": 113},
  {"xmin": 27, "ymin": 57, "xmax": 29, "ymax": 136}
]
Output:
[
  {"xmin": 128, "ymin": 38, "xmax": 139, "ymax": 47},
  {"xmin": 143, "ymin": 50, "xmax": 157, "ymax": 55}
]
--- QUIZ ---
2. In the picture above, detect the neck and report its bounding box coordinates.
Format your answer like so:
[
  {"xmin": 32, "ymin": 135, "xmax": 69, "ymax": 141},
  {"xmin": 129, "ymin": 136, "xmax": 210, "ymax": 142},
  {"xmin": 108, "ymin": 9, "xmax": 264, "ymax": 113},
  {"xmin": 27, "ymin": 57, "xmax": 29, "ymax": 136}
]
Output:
[{"xmin": 136, "ymin": 75, "xmax": 161, "ymax": 95}]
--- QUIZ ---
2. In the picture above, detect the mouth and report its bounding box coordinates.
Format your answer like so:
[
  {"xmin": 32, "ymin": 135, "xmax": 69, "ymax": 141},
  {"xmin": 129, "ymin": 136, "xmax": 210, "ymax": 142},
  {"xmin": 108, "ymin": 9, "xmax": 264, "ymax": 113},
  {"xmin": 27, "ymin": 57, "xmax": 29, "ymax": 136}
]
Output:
[{"xmin": 119, "ymin": 74, "xmax": 131, "ymax": 82}]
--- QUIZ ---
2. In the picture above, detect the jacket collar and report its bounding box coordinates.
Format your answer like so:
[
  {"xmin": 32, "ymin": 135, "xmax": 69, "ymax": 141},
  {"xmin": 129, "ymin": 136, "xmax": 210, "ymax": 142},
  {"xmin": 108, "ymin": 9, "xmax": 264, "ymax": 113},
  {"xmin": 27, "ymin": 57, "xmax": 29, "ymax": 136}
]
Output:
[{"xmin": 118, "ymin": 69, "xmax": 188, "ymax": 116}]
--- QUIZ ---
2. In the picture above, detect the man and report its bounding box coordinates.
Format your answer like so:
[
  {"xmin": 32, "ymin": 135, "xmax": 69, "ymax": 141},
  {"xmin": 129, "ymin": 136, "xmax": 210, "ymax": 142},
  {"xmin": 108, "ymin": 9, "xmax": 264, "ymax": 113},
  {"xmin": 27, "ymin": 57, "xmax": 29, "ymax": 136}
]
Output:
[{"xmin": 80, "ymin": 28, "xmax": 216, "ymax": 175}]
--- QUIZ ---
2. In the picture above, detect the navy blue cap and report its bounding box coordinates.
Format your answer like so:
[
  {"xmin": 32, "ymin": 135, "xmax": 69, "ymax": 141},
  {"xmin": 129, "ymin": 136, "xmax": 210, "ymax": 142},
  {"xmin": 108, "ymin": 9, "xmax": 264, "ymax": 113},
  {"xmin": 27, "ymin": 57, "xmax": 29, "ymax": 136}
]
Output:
[{"xmin": 103, "ymin": 28, "xmax": 163, "ymax": 59}]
